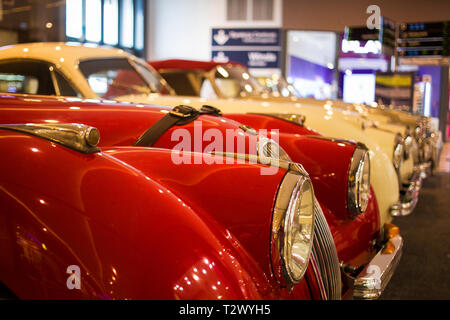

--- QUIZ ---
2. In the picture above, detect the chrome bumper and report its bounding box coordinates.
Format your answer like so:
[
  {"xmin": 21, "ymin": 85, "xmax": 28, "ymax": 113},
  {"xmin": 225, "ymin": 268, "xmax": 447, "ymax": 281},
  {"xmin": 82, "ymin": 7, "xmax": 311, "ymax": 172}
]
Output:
[
  {"xmin": 390, "ymin": 166, "xmax": 423, "ymax": 216},
  {"xmin": 416, "ymin": 161, "xmax": 432, "ymax": 179},
  {"xmin": 343, "ymin": 234, "xmax": 403, "ymax": 300}
]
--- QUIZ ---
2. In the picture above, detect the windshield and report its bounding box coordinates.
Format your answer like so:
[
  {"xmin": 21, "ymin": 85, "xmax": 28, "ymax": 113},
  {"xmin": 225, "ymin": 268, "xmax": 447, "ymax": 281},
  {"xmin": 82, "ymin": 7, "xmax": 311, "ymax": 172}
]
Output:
[
  {"xmin": 262, "ymin": 75, "xmax": 300, "ymax": 98},
  {"xmin": 213, "ymin": 65, "xmax": 267, "ymax": 98},
  {"xmin": 160, "ymin": 70, "xmax": 206, "ymax": 97},
  {"xmin": 79, "ymin": 58, "xmax": 172, "ymax": 99}
]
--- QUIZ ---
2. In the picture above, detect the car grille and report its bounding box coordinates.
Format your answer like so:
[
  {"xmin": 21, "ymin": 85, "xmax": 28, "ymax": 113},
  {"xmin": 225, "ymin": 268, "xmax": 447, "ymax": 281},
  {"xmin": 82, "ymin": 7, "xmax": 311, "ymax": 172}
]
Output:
[{"xmin": 311, "ymin": 200, "xmax": 342, "ymax": 300}]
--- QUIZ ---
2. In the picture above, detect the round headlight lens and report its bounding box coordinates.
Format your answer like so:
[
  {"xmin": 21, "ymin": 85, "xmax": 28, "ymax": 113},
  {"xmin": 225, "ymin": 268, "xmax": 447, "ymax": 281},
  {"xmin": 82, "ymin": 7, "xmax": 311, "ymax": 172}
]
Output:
[
  {"xmin": 284, "ymin": 179, "xmax": 314, "ymax": 282},
  {"xmin": 348, "ymin": 146, "xmax": 371, "ymax": 215},
  {"xmin": 271, "ymin": 169, "xmax": 315, "ymax": 285}
]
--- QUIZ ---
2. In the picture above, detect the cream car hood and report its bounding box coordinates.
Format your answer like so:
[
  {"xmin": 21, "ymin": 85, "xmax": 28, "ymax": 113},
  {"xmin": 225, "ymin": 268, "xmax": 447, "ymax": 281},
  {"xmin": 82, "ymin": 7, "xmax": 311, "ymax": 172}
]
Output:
[{"xmin": 259, "ymin": 95, "xmax": 411, "ymax": 136}]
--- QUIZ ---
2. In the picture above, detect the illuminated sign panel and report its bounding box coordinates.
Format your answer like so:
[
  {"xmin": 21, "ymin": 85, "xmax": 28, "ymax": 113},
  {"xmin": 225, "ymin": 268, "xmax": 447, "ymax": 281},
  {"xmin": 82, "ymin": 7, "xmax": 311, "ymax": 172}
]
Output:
[{"xmin": 211, "ymin": 28, "xmax": 281, "ymax": 69}]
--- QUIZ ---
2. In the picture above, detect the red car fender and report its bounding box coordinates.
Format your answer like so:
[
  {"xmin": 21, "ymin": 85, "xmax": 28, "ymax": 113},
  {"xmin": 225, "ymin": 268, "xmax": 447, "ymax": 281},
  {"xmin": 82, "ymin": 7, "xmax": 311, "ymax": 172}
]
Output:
[
  {"xmin": 102, "ymin": 146, "xmax": 319, "ymax": 298},
  {"xmin": 275, "ymin": 133, "xmax": 380, "ymax": 268},
  {"xmin": 0, "ymin": 96, "xmax": 258, "ymax": 153},
  {"xmin": 0, "ymin": 95, "xmax": 379, "ymax": 270},
  {"xmin": 223, "ymin": 113, "xmax": 321, "ymax": 136},
  {"xmin": 0, "ymin": 130, "xmax": 299, "ymax": 299}
]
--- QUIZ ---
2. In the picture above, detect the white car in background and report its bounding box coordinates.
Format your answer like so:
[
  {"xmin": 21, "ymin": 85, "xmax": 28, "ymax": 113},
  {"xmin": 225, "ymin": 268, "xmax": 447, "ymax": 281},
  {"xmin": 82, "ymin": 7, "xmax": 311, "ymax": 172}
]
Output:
[
  {"xmin": 312, "ymin": 98, "xmax": 442, "ymax": 173},
  {"xmin": 0, "ymin": 42, "xmax": 422, "ymax": 225},
  {"xmin": 257, "ymin": 72, "xmax": 441, "ymax": 173}
]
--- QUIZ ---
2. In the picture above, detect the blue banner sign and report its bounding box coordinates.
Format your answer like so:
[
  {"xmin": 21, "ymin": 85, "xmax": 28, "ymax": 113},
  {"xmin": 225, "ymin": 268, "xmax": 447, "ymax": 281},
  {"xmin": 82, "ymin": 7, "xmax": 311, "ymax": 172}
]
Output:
[
  {"xmin": 211, "ymin": 28, "xmax": 281, "ymax": 69},
  {"xmin": 212, "ymin": 28, "xmax": 281, "ymax": 47},
  {"xmin": 211, "ymin": 50, "xmax": 281, "ymax": 69}
]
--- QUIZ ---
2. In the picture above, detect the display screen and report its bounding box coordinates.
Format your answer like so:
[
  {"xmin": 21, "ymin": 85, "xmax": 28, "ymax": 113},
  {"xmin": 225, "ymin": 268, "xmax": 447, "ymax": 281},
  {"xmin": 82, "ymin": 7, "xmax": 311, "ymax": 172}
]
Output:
[{"xmin": 343, "ymin": 73, "xmax": 376, "ymax": 105}]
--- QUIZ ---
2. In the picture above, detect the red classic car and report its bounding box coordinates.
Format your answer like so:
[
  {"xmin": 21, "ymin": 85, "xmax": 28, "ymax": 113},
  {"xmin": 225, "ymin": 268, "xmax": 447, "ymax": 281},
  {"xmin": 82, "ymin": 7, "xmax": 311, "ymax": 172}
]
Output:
[
  {"xmin": 0, "ymin": 94, "xmax": 402, "ymax": 299},
  {"xmin": 0, "ymin": 43, "xmax": 412, "ymax": 226},
  {"xmin": 147, "ymin": 58, "xmax": 425, "ymax": 222}
]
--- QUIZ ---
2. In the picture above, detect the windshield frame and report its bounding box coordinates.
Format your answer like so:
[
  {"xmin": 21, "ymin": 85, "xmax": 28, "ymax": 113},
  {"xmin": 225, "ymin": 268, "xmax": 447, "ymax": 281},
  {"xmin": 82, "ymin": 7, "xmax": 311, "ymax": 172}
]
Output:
[
  {"xmin": 208, "ymin": 64, "xmax": 268, "ymax": 99},
  {"xmin": 78, "ymin": 56, "xmax": 175, "ymax": 99}
]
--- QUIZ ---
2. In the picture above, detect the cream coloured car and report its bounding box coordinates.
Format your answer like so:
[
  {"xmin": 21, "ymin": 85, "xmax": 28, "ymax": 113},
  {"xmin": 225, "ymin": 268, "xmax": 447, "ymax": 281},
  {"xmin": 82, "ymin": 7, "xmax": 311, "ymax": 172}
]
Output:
[
  {"xmin": 151, "ymin": 59, "xmax": 424, "ymax": 221},
  {"xmin": 258, "ymin": 73, "xmax": 440, "ymax": 172},
  {"xmin": 0, "ymin": 42, "xmax": 420, "ymax": 225},
  {"xmin": 154, "ymin": 60, "xmax": 427, "ymax": 173},
  {"xmin": 307, "ymin": 98, "xmax": 441, "ymax": 172}
]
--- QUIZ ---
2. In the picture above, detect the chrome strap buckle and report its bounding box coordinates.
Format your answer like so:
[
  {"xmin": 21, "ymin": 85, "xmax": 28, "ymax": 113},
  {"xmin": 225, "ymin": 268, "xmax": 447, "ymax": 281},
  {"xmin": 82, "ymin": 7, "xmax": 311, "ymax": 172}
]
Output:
[{"xmin": 169, "ymin": 105, "xmax": 196, "ymax": 118}]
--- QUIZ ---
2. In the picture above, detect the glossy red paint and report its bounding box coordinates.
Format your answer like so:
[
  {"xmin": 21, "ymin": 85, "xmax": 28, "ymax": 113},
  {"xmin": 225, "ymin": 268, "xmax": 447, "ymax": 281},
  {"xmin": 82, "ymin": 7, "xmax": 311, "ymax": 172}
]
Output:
[
  {"xmin": 0, "ymin": 94, "xmax": 380, "ymax": 270},
  {"xmin": 148, "ymin": 60, "xmax": 382, "ymax": 268},
  {"xmin": 223, "ymin": 113, "xmax": 321, "ymax": 136},
  {"xmin": 0, "ymin": 128, "xmax": 321, "ymax": 299}
]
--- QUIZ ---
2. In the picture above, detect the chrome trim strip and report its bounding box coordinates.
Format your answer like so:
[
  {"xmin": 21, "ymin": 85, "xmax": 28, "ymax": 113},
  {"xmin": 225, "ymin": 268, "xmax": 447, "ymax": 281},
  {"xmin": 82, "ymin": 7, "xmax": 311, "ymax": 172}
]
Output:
[
  {"xmin": 0, "ymin": 123, "xmax": 100, "ymax": 154},
  {"xmin": 308, "ymin": 253, "xmax": 328, "ymax": 300},
  {"xmin": 208, "ymin": 151, "xmax": 309, "ymax": 175},
  {"xmin": 256, "ymin": 136, "xmax": 292, "ymax": 162},
  {"xmin": 249, "ymin": 113, "xmax": 306, "ymax": 126},
  {"xmin": 345, "ymin": 234, "xmax": 403, "ymax": 300}
]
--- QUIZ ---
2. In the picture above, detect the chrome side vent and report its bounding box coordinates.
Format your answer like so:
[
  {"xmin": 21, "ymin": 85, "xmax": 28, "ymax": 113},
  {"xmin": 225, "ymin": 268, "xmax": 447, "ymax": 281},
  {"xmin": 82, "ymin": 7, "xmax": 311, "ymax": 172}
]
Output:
[
  {"xmin": 256, "ymin": 136, "xmax": 292, "ymax": 162},
  {"xmin": 0, "ymin": 123, "xmax": 100, "ymax": 154},
  {"xmin": 311, "ymin": 200, "xmax": 342, "ymax": 300}
]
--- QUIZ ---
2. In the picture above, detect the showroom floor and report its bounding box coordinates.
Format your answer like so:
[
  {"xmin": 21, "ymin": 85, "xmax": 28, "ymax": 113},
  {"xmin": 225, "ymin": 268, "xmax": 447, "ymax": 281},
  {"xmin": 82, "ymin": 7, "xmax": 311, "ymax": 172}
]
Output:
[{"xmin": 382, "ymin": 143, "xmax": 450, "ymax": 299}]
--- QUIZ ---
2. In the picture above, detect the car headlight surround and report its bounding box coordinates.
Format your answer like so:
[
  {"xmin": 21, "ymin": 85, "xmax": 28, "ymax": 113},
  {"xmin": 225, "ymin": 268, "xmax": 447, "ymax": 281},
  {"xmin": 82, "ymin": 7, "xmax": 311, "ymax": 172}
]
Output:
[
  {"xmin": 347, "ymin": 145, "xmax": 371, "ymax": 215},
  {"xmin": 393, "ymin": 134, "xmax": 404, "ymax": 171},
  {"xmin": 257, "ymin": 136, "xmax": 292, "ymax": 162},
  {"xmin": 414, "ymin": 121, "xmax": 427, "ymax": 141},
  {"xmin": 403, "ymin": 135, "xmax": 413, "ymax": 160},
  {"xmin": 271, "ymin": 165, "xmax": 315, "ymax": 286},
  {"xmin": 414, "ymin": 125, "xmax": 422, "ymax": 140}
]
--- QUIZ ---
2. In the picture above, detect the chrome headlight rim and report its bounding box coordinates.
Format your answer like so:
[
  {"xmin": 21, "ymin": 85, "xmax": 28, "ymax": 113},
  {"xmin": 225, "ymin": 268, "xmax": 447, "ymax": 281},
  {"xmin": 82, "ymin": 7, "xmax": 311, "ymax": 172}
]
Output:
[
  {"xmin": 271, "ymin": 165, "xmax": 315, "ymax": 286},
  {"xmin": 403, "ymin": 135, "xmax": 413, "ymax": 160},
  {"xmin": 414, "ymin": 125, "xmax": 422, "ymax": 141},
  {"xmin": 393, "ymin": 134, "xmax": 404, "ymax": 171},
  {"xmin": 347, "ymin": 144, "xmax": 371, "ymax": 216}
]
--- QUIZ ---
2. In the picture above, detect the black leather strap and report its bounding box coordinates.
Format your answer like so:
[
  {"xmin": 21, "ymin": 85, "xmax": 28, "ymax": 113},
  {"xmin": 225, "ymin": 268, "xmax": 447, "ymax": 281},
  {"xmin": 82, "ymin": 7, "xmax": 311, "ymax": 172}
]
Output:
[
  {"xmin": 133, "ymin": 104, "xmax": 224, "ymax": 147},
  {"xmin": 134, "ymin": 105, "xmax": 199, "ymax": 147}
]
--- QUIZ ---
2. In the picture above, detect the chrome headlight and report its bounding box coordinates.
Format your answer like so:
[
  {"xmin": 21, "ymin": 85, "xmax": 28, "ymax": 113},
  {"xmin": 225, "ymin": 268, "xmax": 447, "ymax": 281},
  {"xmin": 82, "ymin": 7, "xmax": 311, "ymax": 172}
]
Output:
[
  {"xmin": 348, "ymin": 145, "xmax": 371, "ymax": 215},
  {"xmin": 271, "ymin": 165, "xmax": 315, "ymax": 285},
  {"xmin": 414, "ymin": 125, "xmax": 422, "ymax": 140},
  {"xmin": 393, "ymin": 134, "xmax": 404, "ymax": 170},
  {"xmin": 414, "ymin": 122, "xmax": 426, "ymax": 141},
  {"xmin": 257, "ymin": 136, "xmax": 292, "ymax": 162},
  {"xmin": 403, "ymin": 135, "xmax": 413, "ymax": 160}
]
